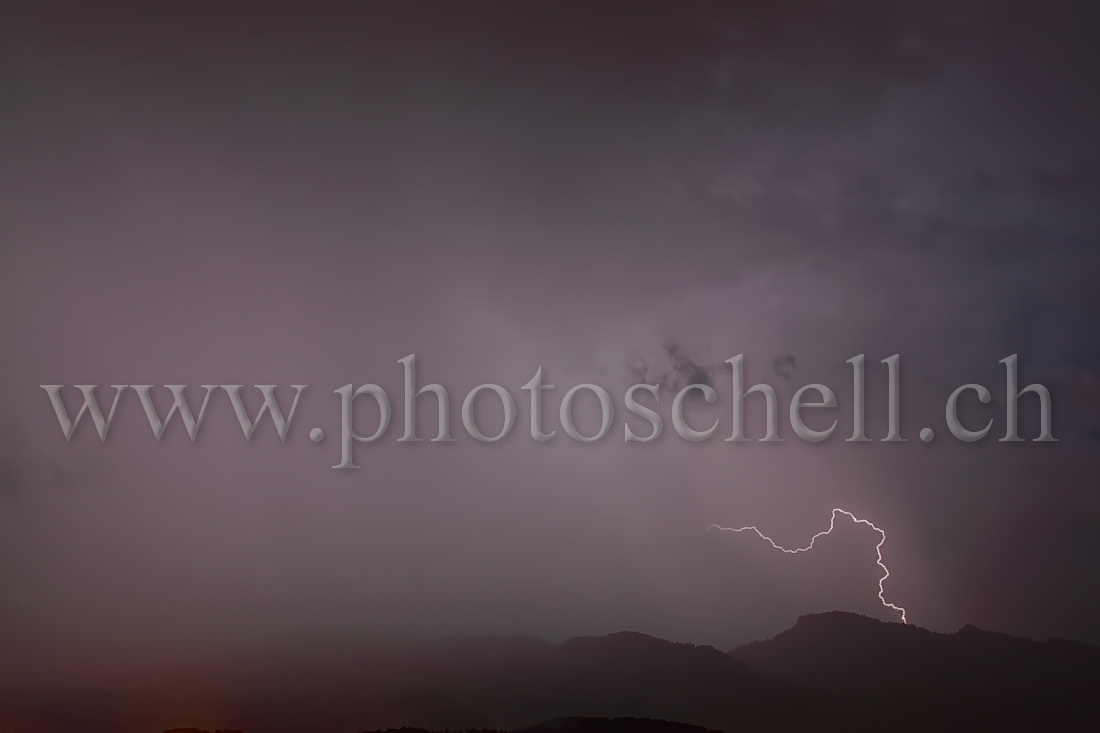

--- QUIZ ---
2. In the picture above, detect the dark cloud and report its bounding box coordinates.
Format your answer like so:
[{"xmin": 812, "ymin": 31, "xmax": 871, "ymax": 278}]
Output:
[
  {"xmin": 773, "ymin": 355, "xmax": 797, "ymax": 379},
  {"xmin": 0, "ymin": 1, "xmax": 1098, "ymax": 681}
]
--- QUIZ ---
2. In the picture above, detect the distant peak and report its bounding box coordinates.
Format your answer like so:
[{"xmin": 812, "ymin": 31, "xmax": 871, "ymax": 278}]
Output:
[
  {"xmin": 565, "ymin": 630, "xmax": 662, "ymax": 644},
  {"xmin": 562, "ymin": 631, "xmax": 686, "ymax": 650},
  {"xmin": 951, "ymin": 624, "xmax": 1021, "ymax": 643},
  {"xmin": 794, "ymin": 611, "xmax": 884, "ymax": 627}
]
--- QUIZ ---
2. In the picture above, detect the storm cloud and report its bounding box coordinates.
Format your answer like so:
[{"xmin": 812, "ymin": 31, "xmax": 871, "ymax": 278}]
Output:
[{"xmin": 1, "ymin": 1, "xmax": 1098, "ymax": 684}]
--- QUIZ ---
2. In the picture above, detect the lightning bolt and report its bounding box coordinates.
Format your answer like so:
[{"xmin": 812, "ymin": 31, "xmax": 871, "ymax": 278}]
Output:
[{"xmin": 707, "ymin": 508, "xmax": 908, "ymax": 624}]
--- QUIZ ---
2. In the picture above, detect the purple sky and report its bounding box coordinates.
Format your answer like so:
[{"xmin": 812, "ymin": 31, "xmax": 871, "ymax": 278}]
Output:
[{"xmin": 2, "ymin": 2, "xmax": 1099, "ymax": 684}]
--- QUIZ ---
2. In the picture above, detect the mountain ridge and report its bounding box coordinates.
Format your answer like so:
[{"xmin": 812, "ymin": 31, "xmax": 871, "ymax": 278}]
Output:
[{"xmin": 2, "ymin": 613, "xmax": 1096, "ymax": 733}]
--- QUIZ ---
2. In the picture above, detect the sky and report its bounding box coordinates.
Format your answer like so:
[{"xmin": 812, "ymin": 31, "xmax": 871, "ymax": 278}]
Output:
[{"xmin": 2, "ymin": 1, "xmax": 1099, "ymax": 685}]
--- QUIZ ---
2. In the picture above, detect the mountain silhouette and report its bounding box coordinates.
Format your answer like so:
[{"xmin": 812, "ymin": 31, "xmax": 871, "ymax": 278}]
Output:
[
  {"xmin": 357, "ymin": 717, "xmax": 721, "ymax": 733},
  {"xmin": 518, "ymin": 717, "xmax": 720, "ymax": 733},
  {"xmin": 731, "ymin": 611, "xmax": 1100, "ymax": 730},
  {"xmin": 2, "ymin": 614, "xmax": 1096, "ymax": 732}
]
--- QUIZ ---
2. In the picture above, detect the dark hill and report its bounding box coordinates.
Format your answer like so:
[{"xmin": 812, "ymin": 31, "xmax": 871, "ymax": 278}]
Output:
[
  {"xmin": 731, "ymin": 611, "xmax": 1100, "ymax": 730},
  {"xmin": 6, "ymin": 616, "xmax": 1098, "ymax": 732},
  {"xmin": 519, "ymin": 716, "xmax": 720, "ymax": 733},
  {"xmin": 358, "ymin": 718, "xmax": 719, "ymax": 733}
]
